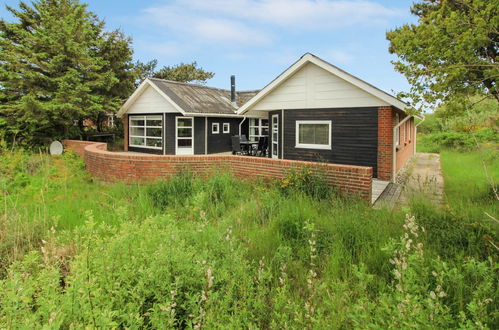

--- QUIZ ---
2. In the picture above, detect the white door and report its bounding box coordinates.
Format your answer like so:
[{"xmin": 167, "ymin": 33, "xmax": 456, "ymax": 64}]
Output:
[
  {"xmin": 176, "ymin": 117, "xmax": 194, "ymax": 155},
  {"xmin": 271, "ymin": 114, "xmax": 279, "ymax": 159}
]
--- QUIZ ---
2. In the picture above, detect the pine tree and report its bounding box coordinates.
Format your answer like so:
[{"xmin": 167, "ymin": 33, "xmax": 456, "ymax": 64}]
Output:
[{"xmin": 0, "ymin": 0, "xmax": 135, "ymax": 145}]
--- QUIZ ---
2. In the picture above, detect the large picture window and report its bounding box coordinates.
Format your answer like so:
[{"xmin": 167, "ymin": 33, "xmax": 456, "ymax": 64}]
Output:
[
  {"xmin": 295, "ymin": 120, "xmax": 331, "ymax": 150},
  {"xmin": 249, "ymin": 118, "xmax": 269, "ymax": 141},
  {"xmin": 129, "ymin": 115, "xmax": 163, "ymax": 149}
]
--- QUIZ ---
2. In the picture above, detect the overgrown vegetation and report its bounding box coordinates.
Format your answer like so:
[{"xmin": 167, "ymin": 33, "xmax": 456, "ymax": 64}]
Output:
[{"xmin": 0, "ymin": 148, "xmax": 497, "ymax": 328}]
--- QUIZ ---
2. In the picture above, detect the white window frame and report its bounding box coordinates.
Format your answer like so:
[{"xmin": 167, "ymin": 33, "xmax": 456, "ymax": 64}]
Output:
[
  {"xmin": 223, "ymin": 122, "xmax": 230, "ymax": 134},
  {"xmin": 212, "ymin": 122, "xmax": 220, "ymax": 134},
  {"xmin": 249, "ymin": 118, "xmax": 269, "ymax": 141},
  {"xmin": 129, "ymin": 115, "xmax": 163, "ymax": 150},
  {"xmin": 295, "ymin": 120, "xmax": 332, "ymax": 150}
]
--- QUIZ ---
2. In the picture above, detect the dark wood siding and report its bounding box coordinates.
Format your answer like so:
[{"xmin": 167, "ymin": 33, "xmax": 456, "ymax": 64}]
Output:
[
  {"xmin": 165, "ymin": 113, "xmax": 182, "ymax": 155},
  {"xmin": 268, "ymin": 111, "xmax": 282, "ymax": 158},
  {"xmin": 207, "ymin": 117, "xmax": 243, "ymax": 154},
  {"xmin": 283, "ymin": 107, "xmax": 378, "ymax": 175},
  {"xmin": 194, "ymin": 117, "xmax": 206, "ymax": 155}
]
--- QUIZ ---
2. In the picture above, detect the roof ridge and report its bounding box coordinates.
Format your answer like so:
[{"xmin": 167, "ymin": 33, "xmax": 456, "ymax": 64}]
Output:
[{"xmin": 147, "ymin": 77, "xmax": 259, "ymax": 93}]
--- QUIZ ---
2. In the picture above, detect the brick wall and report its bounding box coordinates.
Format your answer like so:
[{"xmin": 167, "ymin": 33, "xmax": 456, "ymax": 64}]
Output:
[
  {"xmin": 377, "ymin": 106, "xmax": 393, "ymax": 180},
  {"xmin": 395, "ymin": 115, "xmax": 415, "ymax": 173},
  {"xmin": 63, "ymin": 140, "xmax": 373, "ymax": 202}
]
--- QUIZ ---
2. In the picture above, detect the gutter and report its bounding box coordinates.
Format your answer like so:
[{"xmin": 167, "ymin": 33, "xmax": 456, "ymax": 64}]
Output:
[{"xmin": 239, "ymin": 116, "xmax": 247, "ymax": 136}]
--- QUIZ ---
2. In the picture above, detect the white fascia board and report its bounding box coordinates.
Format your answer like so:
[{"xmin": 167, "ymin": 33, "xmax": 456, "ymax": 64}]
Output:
[
  {"xmin": 238, "ymin": 53, "xmax": 409, "ymax": 114},
  {"xmin": 116, "ymin": 79, "xmax": 149, "ymax": 118},
  {"xmin": 116, "ymin": 79, "xmax": 186, "ymax": 118}
]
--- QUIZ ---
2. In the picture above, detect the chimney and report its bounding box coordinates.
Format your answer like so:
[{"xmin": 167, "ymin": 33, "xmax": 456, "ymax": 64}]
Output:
[{"xmin": 230, "ymin": 75, "xmax": 236, "ymax": 105}]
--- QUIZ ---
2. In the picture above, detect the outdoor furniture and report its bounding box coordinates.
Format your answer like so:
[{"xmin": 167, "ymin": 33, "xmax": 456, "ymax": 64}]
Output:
[
  {"xmin": 231, "ymin": 136, "xmax": 247, "ymax": 155},
  {"xmin": 255, "ymin": 137, "xmax": 269, "ymax": 157},
  {"xmin": 240, "ymin": 140, "xmax": 259, "ymax": 155}
]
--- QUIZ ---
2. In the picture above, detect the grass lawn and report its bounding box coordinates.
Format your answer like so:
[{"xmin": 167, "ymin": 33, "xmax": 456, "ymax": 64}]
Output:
[{"xmin": 440, "ymin": 148, "xmax": 498, "ymax": 220}]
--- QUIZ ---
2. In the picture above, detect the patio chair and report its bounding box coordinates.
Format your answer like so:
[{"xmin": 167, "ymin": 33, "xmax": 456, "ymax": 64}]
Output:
[
  {"xmin": 231, "ymin": 135, "xmax": 246, "ymax": 155},
  {"xmin": 240, "ymin": 134, "xmax": 248, "ymax": 142},
  {"xmin": 255, "ymin": 137, "xmax": 268, "ymax": 157}
]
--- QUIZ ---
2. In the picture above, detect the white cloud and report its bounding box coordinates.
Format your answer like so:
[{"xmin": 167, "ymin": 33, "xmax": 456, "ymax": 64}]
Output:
[{"xmin": 139, "ymin": 0, "xmax": 403, "ymax": 47}]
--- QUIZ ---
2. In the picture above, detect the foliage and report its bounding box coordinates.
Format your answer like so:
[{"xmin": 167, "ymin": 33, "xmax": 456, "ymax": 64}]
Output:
[
  {"xmin": 134, "ymin": 59, "xmax": 214, "ymax": 85},
  {"xmin": 147, "ymin": 171, "xmax": 195, "ymax": 209},
  {"xmin": 279, "ymin": 166, "xmax": 332, "ymax": 200},
  {"xmin": 0, "ymin": 0, "xmax": 136, "ymax": 145},
  {"xmin": 418, "ymin": 129, "xmax": 498, "ymax": 152},
  {"xmin": 153, "ymin": 61, "xmax": 214, "ymax": 84},
  {"xmin": 0, "ymin": 149, "xmax": 497, "ymax": 327},
  {"xmin": 387, "ymin": 0, "xmax": 499, "ymax": 106}
]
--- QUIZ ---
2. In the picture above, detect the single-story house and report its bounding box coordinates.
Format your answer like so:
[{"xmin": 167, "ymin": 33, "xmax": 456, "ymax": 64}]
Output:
[{"xmin": 117, "ymin": 53, "xmax": 420, "ymax": 182}]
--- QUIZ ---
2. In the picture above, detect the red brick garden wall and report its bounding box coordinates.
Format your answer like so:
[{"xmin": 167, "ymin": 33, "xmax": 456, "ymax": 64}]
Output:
[{"xmin": 63, "ymin": 140, "xmax": 373, "ymax": 202}]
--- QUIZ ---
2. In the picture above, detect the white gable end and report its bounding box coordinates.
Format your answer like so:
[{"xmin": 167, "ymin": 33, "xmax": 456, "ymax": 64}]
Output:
[
  {"xmin": 251, "ymin": 62, "xmax": 389, "ymax": 111},
  {"xmin": 127, "ymin": 84, "xmax": 179, "ymax": 114}
]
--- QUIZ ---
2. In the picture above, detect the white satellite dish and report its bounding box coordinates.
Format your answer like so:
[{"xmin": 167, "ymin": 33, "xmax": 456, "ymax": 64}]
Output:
[{"xmin": 49, "ymin": 141, "xmax": 64, "ymax": 155}]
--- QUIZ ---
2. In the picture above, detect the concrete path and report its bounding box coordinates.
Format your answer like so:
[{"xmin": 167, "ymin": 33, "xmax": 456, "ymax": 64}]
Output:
[{"xmin": 398, "ymin": 153, "xmax": 445, "ymax": 206}]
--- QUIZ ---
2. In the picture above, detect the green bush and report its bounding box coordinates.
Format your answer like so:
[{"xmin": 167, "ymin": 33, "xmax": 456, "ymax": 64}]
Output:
[{"xmin": 279, "ymin": 166, "xmax": 332, "ymax": 200}]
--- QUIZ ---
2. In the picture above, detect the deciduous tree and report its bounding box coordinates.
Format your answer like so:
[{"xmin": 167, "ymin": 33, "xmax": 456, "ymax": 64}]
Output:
[{"xmin": 387, "ymin": 0, "xmax": 498, "ymax": 107}]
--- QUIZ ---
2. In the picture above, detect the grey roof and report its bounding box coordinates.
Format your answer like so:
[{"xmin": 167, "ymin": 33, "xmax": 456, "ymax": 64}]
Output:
[{"xmin": 148, "ymin": 78, "xmax": 260, "ymax": 115}]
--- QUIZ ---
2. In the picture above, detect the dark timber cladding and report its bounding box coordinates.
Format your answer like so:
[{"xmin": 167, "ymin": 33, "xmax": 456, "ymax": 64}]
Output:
[
  {"xmin": 207, "ymin": 117, "xmax": 244, "ymax": 154},
  {"xmin": 283, "ymin": 107, "xmax": 378, "ymax": 176}
]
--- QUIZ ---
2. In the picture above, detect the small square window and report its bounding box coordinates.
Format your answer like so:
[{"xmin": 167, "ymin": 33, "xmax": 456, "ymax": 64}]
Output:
[
  {"xmin": 212, "ymin": 122, "xmax": 220, "ymax": 134},
  {"xmin": 223, "ymin": 123, "xmax": 230, "ymax": 134},
  {"xmin": 295, "ymin": 120, "xmax": 332, "ymax": 150}
]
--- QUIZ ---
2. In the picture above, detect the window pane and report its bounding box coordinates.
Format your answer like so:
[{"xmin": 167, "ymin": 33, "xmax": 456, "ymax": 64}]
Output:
[
  {"xmin": 299, "ymin": 124, "xmax": 329, "ymax": 145},
  {"xmin": 130, "ymin": 137, "xmax": 145, "ymax": 146},
  {"xmin": 130, "ymin": 127, "xmax": 145, "ymax": 136},
  {"xmin": 262, "ymin": 119, "xmax": 269, "ymax": 126},
  {"xmin": 250, "ymin": 127, "xmax": 259, "ymax": 136},
  {"xmin": 249, "ymin": 118, "xmax": 257, "ymax": 126},
  {"xmin": 177, "ymin": 139, "xmax": 192, "ymax": 147},
  {"xmin": 147, "ymin": 127, "xmax": 162, "ymax": 137},
  {"xmin": 212, "ymin": 123, "xmax": 219, "ymax": 133},
  {"xmin": 314, "ymin": 124, "xmax": 329, "ymax": 144},
  {"xmin": 130, "ymin": 118, "xmax": 145, "ymax": 126},
  {"xmin": 178, "ymin": 127, "xmax": 192, "ymax": 138},
  {"xmin": 146, "ymin": 138, "xmax": 162, "ymax": 148},
  {"xmin": 146, "ymin": 116, "xmax": 163, "ymax": 127},
  {"xmin": 262, "ymin": 127, "xmax": 269, "ymax": 135},
  {"xmin": 299, "ymin": 125, "xmax": 315, "ymax": 144},
  {"xmin": 178, "ymin": 118, "xmax": 192, "ymax": 127}
]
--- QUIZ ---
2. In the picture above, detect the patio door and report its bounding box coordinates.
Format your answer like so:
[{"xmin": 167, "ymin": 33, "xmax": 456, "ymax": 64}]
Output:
[
  {"xmin": 271, "ymin": 114, "xmax": 279, "ymax": 159},
  {"xmin": 176, "ymin": 117, "xmax": 194, "ymax": 155}
]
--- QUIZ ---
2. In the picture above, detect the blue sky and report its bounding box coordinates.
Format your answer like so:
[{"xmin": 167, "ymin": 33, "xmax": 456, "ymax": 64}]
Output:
[{"xmin": 1, "ymin": 0, "xmax": 418, "ymax": 93}]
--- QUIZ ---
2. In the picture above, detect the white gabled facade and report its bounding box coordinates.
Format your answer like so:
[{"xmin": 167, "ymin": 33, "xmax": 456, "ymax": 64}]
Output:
[
  {"xmin": 126, "ymin": 84, "xmax": 179, "ymax": 114},
  {"xmin": 116, "ymin": 79, "xmax": 185, "ymax": 118},
  {"xmin": 251, "ymin": 62, "xmax": 390, "ymax": 111},
  {"xmin": 238, "ymin": 53, "xmax": 408, "ymax": 115}
]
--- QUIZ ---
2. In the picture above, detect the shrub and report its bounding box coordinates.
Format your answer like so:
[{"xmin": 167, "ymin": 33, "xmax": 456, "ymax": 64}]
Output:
[{"xmin": 279, "ymin": 166, "xmax": 332, "ymax": 200}]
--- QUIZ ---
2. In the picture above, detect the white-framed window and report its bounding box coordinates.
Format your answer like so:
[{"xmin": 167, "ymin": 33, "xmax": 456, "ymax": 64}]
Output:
[
  {"xmin": 212, "ymin": 122, "xmax": 220, "ymax": 134},
  {"xmin": 129, "ymin": 115, "xmax": 163, "ymax": 149},
  {"xmin": 295, "ymin": 120, "xmax": 332, "ymax": 150},
  {"xmin": 249, "ymin": 118, "xmax": 269, "ymax": 141},
  {"xmin": 223, "ymin": 122, "xmax": 230, "ymax": 134},
  {"xmin": 395, "ymin": 113, "xmax": 400, "ymax": 146}
]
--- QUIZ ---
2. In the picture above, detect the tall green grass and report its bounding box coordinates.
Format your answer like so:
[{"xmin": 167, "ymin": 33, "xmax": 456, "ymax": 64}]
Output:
[{"xmin": 0, "ymin": 149, "xmax": 497, "ymax": 328}]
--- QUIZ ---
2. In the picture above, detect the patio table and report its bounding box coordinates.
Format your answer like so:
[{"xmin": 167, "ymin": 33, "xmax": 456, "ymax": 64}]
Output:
[{"xmin": 240, "ymin": 141, "xmax": 259, "ymax": 155}]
